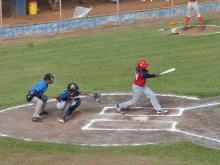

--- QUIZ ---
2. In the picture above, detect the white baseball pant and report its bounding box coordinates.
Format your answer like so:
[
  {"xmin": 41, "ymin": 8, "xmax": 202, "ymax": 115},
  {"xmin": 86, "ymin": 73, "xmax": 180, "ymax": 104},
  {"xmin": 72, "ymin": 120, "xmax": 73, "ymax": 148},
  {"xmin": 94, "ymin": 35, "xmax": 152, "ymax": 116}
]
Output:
[{"xmin": 118, "ymin": 84, "xmax": 162, "ymax": 111}]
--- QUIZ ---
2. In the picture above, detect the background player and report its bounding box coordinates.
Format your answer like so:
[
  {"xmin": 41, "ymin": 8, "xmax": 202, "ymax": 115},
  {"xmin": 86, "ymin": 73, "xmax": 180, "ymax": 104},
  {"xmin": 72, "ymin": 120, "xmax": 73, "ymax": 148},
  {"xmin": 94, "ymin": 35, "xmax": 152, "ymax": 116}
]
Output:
[
  {"xmin": 26, "ymin": 73, "xmax": 55, "ymax": 122},
  {"xmin": 183, "ymin": 0, "xmax": 204, "ymax": 31},
  {"xmin": 56, "ymin": 82, "xmax": 81, "ymax": 123},
  {"xmin": 115, "ymin": 59, "xmax": 167, "ymax": 114}
]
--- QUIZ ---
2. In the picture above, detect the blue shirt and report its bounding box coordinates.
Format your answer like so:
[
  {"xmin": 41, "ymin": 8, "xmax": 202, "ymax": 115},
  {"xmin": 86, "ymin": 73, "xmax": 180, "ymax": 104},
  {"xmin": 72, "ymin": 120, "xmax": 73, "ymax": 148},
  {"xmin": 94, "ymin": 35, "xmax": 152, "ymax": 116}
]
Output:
[
  {"xmin": 58, "ymin": 91, "xmax": 69, "ymax": 101},
  {"xmin": 57, "ymin": 90, "xmax": 80, "ymax": 102},
  {"xmin": 30, "ymin": 80, "xmax": 48, "ymax": 97}
]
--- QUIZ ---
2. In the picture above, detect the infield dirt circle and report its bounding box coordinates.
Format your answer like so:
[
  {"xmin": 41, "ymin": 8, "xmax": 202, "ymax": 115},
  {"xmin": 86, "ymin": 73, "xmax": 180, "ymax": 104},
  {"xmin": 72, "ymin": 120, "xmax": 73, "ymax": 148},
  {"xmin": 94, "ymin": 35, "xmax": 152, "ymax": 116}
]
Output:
[
  {"xmin": 172, "ymin": 25, "xmax": 220, "ymax": 36},
  {"xmin": 0, "ymin": 93, "xmax": 220, "ymax": 149}
]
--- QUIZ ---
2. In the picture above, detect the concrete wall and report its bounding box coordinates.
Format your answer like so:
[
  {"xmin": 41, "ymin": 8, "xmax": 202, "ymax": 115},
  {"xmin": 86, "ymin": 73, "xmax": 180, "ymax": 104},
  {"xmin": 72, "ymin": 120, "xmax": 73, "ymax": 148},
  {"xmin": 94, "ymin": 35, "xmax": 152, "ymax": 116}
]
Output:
[{"xmin": 0, "ymin": 2, "xmax": 220, "ymax": 39}]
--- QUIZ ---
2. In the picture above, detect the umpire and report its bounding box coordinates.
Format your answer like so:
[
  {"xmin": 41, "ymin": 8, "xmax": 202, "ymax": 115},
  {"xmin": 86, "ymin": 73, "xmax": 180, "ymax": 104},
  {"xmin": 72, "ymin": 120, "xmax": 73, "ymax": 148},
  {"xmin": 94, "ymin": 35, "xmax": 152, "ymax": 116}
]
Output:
[{"xmin": 26, "ymin": 73, "xmax": 55, "ymax": 122}]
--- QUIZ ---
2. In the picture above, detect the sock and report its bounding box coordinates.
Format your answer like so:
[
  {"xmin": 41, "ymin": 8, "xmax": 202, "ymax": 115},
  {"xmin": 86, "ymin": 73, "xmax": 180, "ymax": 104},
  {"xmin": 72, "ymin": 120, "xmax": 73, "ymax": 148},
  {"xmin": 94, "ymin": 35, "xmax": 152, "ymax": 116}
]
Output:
[
  {"xmin": 197, "ymin": 16, "xmax": 204, "ymax": 27},
  {"xmin": 185, "ymin": 16, "xmax": 190, "ymax": 28}
]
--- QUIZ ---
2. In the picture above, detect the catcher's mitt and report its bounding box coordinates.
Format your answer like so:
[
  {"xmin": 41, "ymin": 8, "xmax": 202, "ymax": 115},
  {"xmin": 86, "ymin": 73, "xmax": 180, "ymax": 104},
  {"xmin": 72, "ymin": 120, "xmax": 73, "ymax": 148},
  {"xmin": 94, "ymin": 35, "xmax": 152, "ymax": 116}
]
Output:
[{"xmin": 93, "ymin": 92, "xmax": 101, "ymax": 102}]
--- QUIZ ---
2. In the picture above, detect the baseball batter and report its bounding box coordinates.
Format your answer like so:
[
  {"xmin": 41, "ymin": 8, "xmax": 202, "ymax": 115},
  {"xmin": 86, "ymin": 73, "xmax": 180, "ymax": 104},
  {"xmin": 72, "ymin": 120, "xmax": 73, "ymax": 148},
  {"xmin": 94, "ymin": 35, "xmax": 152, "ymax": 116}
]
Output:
[
  {"xmin": 115, "ymin": 60, "xmax": 167, "ymax": 114},
  {"xmin": 183, "ymin": 0, "xmax": 204, "ymax": 31}
]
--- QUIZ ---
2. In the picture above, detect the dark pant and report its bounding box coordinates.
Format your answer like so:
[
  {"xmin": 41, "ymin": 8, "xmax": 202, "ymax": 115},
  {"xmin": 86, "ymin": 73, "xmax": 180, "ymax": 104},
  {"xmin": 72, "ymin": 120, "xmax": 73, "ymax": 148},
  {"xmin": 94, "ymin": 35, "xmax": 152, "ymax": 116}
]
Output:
[{"xmin": 60, "ymin": 98, "xmax": 81, "ymax": 119}]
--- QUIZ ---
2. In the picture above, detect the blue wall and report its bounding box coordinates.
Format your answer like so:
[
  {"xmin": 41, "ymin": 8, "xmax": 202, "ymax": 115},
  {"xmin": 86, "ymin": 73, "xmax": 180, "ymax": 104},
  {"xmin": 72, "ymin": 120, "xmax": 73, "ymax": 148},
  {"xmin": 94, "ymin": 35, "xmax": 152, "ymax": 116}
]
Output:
[{"xmin": 0, "ymin": 3, "xmax": 220, "ymax": 39}]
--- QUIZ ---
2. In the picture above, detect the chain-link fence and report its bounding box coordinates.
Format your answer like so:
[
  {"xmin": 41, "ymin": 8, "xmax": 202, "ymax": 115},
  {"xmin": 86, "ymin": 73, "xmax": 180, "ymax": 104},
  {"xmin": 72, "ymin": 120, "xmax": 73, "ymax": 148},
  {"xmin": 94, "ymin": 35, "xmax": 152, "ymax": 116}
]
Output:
[{"xmin": 0, "ymin": 0, "xmax": 219, "ymax": 27}]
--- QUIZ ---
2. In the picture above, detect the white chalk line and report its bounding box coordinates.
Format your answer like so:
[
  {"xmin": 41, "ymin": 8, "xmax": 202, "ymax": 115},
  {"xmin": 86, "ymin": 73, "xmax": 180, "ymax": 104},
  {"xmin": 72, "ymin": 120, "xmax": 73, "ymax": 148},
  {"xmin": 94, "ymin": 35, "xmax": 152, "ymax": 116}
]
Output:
[
  {"xmin": 183, "ymin": 102, "xmax": 220, "ymax": 110},
  {"xmin": 0, "ymin": 99, "xmax": 56, "ymax": 113},
  {"xmin": 175, "ymin": 129, "xmax": 220, "ymax": 143},
  {"xmin": 82, "ymin": 102, "xmax": 220, "ymax": 144},
  {"xmin": 82, "ymin": 118, "xmax": 220, "ymax": 143},
  {"xmin": 82, "ymin": 118, "xmax": 176, "ymax": 132},
  {"xmin": 0, "ymin": 93, "xmax": 219, "ymax": 146},
  {"xmin": 0, "ymin": 93, "xmax": 200, "ymax": 113},
  {"xmin": 99, "ymin": 106, "xmax": 184, "ymax": 117},
  {"xmin": 99, "ymin": 102, "xmax": 220, "ymax": 117}
]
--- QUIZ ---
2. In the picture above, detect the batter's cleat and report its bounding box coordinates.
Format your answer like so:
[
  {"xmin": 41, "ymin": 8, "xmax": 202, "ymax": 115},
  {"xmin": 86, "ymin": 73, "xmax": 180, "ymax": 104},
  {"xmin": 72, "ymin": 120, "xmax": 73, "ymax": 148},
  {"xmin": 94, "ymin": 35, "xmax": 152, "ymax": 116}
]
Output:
[
  {"xmin": 115, "ymin": 104, "xmax": 123, "ymax": 112},
  {"xmin": 39, "ymin": 111, "xmax": 48, "ymax": 116},
  {"xmin": 199, "ymin": 26, "xmax": 205, "ymax": 32},
  {"xmin": 58, "ymin": 118, "xmax": 66, "ymax": 123},
  {"xmin": 156, "ymin": 109, "xmax": 168, "ymax": 114},
  {"xmin": 32, "ymin": 117, "xmax": 43, "ymax": 122},
  {"xmin": 182, "ymin": 26, "xmax": 188, "ymax": 31}
]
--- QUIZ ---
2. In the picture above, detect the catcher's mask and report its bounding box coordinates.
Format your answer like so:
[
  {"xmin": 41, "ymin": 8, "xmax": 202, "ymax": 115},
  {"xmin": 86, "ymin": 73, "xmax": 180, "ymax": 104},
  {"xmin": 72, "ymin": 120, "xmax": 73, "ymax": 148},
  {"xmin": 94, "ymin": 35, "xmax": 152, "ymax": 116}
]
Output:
[{"xmin": 67, "ymin": 83, "xmax": 79, "ymax": 95}]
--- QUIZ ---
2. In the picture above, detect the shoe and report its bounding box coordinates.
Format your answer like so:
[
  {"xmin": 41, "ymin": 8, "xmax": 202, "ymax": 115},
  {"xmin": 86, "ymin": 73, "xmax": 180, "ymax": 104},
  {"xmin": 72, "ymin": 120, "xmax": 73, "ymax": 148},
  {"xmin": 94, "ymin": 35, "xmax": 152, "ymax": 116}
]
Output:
[
  {"xmin": 58, "ymin": 118, "xmax": 66, "ymax": 123},
  {"xmin": 156, "ymin": 109, "xmax": 168, "ymax": 114},
  {"xmin": 199, "ymin": 26, "xmax": 205, "ymax": 32},
  {"xmin": 182, "ymin": 26, "xmax": 188, "ymax": 31},
  {"xmin": 39, "ymin": 111, "xmax": 48, "ymax": 116},
  {"xmin": 115, "ymin": 104, "xmax": 122, "ymax": 112},
  {"xmin": 32, "ymin": 117, "xmax": 43, "ymax": 122}
]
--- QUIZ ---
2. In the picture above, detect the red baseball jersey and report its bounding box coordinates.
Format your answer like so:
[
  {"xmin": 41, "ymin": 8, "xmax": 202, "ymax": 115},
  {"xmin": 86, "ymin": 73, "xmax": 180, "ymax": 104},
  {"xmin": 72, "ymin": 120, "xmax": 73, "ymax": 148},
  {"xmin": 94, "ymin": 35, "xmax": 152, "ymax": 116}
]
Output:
[{"xmin": 134, "ymin": 67, "xmax": 156, "ymax": 87}]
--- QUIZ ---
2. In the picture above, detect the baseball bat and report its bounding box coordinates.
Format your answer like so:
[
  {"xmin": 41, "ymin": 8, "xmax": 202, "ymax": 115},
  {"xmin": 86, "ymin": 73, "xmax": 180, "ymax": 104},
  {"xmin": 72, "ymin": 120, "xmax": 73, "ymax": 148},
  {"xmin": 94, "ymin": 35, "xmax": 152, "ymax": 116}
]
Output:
[{"xmin": 160, "ymin": 68, "xmax": 176, "ymax": 75}]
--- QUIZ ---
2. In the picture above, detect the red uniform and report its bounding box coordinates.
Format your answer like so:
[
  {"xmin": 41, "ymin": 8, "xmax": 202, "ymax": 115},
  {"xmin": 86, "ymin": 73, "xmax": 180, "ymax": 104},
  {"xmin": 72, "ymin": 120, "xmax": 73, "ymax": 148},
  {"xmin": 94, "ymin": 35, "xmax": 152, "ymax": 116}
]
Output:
[{"xmin": 134, "ymin": 67, "xmax": 157, "ymax": 87}]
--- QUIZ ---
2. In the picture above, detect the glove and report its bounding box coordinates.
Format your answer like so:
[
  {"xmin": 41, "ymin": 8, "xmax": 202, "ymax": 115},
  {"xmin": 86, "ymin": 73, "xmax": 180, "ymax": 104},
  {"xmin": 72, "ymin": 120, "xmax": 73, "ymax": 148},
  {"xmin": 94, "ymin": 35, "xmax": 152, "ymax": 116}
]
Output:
[
  {"xmin": 26, "ymin": 92, "xmax": 34, "ymax": 102},
  {"xmin": 93, "ymin": 92, "xmax": 101, "ymax": 102}
]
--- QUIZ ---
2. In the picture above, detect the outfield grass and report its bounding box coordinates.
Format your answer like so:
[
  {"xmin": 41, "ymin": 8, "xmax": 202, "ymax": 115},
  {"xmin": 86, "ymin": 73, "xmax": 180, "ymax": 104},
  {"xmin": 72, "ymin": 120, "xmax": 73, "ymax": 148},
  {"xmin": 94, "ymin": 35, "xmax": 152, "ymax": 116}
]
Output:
[
  {"xmin": 0, "ymin": 21, "xmax": 220, "ymax": 109},
  {"xmin": 0, "ymin": 16, "xmax": 220, "ymax": 164}
]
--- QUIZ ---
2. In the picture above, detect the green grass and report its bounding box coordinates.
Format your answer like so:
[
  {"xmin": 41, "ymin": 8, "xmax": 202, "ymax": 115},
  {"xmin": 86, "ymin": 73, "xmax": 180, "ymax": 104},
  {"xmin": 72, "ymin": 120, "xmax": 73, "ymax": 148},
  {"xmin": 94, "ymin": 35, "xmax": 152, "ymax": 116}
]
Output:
[
  {"xmin": 1, "ymin": 22, "xmax": 220, "ymax": 109},
  {"xmin": 0, "ymin": 16, "xmax": 220, "ymax": 164},
  {"xmin": 0, "ymin": 137, "xmax": 219, "ymax": 165}
]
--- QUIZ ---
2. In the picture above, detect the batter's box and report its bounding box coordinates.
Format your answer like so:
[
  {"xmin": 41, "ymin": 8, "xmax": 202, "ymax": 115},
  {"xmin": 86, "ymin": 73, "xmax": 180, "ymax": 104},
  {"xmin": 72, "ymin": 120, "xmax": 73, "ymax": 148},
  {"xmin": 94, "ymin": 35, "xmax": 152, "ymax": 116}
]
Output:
[
  {"xmin": 99, "ymin": 107, "xmax": 184, "ymax": 117},
  {"xmin": 82, "ymin": 119, "xmax": 176, "ymax": 131}
]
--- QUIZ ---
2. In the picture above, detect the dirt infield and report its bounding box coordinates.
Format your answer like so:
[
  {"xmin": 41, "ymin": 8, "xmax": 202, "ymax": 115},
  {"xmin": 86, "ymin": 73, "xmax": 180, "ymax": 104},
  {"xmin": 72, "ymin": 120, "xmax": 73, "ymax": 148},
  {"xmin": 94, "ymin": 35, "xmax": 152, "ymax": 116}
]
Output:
[
  {"xmin": 172, "ymin": 24, "xmax": 220, "ymax": 36},
  {"xmin": 0, "ymin": 93, "xmax": 220, "ymax": 149}
]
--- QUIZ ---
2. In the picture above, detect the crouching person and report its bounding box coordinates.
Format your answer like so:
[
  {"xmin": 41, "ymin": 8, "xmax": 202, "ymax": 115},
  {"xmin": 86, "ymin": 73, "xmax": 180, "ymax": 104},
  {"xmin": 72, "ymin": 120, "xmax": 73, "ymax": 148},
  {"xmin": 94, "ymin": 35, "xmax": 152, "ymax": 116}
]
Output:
[
  {"xmin": 26, "ymin": 73, "xmax": 55, "ymax": 122},
  {"xmin": 56, "ymin": 83, "xmax": 81, "ymax": 123}
]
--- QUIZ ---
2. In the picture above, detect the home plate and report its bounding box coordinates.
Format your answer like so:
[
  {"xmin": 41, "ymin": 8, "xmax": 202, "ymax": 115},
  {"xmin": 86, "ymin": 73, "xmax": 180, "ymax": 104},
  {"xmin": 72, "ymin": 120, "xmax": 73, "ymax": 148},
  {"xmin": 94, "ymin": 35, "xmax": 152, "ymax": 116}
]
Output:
[{"xmin": 131, "ymin": 116, "xmax": 149, "ymax": 121}]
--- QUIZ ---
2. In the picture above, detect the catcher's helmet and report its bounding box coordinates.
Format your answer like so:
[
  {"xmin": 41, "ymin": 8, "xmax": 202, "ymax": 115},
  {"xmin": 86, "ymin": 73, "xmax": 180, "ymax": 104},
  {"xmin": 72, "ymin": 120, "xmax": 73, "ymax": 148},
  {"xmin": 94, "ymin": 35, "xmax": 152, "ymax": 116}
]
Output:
[
  {"xmin": 67, "ymin": 83, "xmax": 79, "ymax": 94},
  {"xmin": 137, "ymin": 60, "xmax": 149, "ymax": 70}
]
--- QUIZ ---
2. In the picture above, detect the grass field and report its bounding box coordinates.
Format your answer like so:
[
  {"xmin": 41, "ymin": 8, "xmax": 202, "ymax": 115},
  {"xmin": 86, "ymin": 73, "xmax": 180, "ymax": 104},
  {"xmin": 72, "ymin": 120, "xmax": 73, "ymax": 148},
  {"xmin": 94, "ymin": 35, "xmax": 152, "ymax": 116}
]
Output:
[
  {"xmin": 0, "ymin": 14, "xmax": 220, "ymax": 164},
  {"xmin": 0, "ymin": 137, "xmax": 220, "ymax": 165}
]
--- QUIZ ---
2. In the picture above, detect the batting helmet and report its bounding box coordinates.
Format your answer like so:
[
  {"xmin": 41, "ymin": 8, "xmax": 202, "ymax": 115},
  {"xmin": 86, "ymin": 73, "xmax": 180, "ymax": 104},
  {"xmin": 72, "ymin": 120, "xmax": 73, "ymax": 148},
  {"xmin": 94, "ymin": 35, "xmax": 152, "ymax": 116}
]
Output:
[{"xmin": 137, "ymin": 60, "xmax": 150, "ymax": 70}]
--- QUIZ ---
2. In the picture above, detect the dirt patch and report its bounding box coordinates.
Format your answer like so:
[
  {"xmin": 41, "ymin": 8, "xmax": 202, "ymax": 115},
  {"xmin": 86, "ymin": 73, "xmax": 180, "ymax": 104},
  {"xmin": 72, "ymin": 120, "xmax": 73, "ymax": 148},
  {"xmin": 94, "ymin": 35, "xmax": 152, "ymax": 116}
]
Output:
[
  {"xmin": 0, "ymin": 93, "xmax": 219, "ymax": 149},
  {"xmin": 175, "ymin": 25, "xmax": 220, "ymax": 36}
]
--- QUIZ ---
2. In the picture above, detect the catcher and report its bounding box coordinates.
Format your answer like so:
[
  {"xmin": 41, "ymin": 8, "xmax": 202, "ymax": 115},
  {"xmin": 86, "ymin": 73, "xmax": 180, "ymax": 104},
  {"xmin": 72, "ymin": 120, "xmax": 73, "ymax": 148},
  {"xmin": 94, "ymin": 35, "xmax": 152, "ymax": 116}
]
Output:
[
  {"xmin": 56, "ymin": 83, "xmax": 81, "ymax": 123},
  {"xmin": 56, "ymin": 83, "xmax": 101, "ymax": 123}
]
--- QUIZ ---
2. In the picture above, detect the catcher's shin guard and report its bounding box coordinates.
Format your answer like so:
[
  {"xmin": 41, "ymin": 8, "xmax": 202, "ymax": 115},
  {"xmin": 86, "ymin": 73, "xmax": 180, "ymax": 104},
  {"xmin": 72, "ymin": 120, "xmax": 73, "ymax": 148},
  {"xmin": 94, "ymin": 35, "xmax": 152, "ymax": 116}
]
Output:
[
  {"xmin": 68, "ymin": 98, "xmax": 81, "ymax": 115},
  {"xmin": 60, "ymin": 102, "xmax": 71, "ymax": 119}
]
